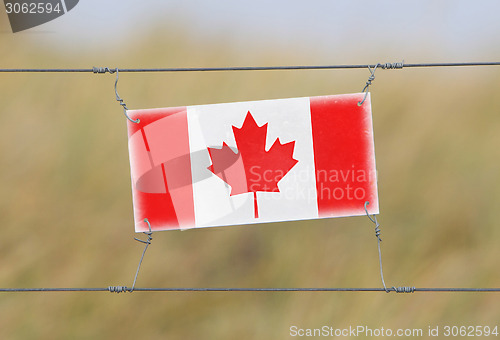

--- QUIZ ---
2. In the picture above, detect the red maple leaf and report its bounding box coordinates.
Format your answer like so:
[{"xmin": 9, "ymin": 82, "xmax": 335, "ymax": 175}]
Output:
[{"xmin": 207, "ymin": 112, "xmax": 298, "ymax": 218}]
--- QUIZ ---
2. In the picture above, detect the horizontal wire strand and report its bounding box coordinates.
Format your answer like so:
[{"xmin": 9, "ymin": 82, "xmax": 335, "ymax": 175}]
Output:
[
  {"xmin": 0, "ymin": 62, "xmax": 499, "ymax": 73},
  {"xmin": 0, "ymin": 287, "xmax": 500, "ymax": 293}
]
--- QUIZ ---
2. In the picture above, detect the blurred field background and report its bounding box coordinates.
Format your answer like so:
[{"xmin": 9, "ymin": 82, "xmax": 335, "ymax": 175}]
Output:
[{"xmin": 1, "ymin": 2, "xmax": 500, "ymax": 339}]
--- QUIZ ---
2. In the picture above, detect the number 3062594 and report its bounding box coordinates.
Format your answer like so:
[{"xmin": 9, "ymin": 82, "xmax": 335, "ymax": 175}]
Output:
[
  {"xmin": 5, "ymin": 2, "xmax": 62, "ymax": 14},
  {"xmin": 443, "ymin": 326, "xmax": 499, "ymax": 337}
]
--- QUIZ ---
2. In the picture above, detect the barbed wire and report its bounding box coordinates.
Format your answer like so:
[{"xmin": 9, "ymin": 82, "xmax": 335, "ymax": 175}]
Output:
[{"xmin": 0, "ymin": 61, "xmax": 499, "ymax": 73}]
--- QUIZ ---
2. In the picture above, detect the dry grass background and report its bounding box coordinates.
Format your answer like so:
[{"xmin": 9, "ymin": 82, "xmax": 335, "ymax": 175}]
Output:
[{"xmin": 0, "ymin": 14, "xmax": 500, "ymax": 340}]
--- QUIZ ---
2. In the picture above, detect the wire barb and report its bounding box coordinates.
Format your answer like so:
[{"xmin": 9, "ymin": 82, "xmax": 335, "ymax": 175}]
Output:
[
  {"xmin": 391, "ymin": 286, "xmax": 415, "ymax": 293},
  {"xmin": 108, "ymin": 286, "xmax": 129, "ymax": 293},
  {"xmin": 92, "ymin": 67, "xmax": 115, "ymax": 74},
  {"xmin": 379, "ymin": 61, "xmax": 404, "ymax": 69}
]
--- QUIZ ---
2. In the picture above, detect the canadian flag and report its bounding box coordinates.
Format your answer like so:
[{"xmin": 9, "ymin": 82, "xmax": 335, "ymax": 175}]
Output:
[{"xmin": 127, "ymin": 93, "xmax": 378, "ymax": 232}]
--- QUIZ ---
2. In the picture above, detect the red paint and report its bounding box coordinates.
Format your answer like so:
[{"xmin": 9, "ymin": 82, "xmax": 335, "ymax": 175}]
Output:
[
  {"xmin": 310, "ymin": 94, "xmax": 378, "ymax": 216},
  {"xmin": 254, "ymin": 192, "xmax": 259, "ymax": 218},
  {"xmin": 127, "ymin": 108, "xmax": 195, "ymax": 231}
]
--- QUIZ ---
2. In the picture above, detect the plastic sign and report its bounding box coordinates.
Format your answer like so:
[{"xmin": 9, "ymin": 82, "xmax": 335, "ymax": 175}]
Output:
[{"xmin": 126, "ymin": 93, "xmax": 379, "ymax": 232}]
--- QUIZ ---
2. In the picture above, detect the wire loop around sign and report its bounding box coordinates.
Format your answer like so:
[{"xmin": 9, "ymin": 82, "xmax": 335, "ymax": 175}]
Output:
[
  {"xmin": 364, "ymin": 201, "xmax": 389, "ymax": 292},
  {"xmin": 364, "ymin": 202, "xmax": 415, "ymax": 294},
  {"xmin": 358, "ymin": 64, "xmax": 378, "ymax": 106},
  {"xmin": 357, "ymin": 61, "xmax": 404, "ymax": 106},
  {"xmin": 114, "ymin": 68, "xmax": 140, "ymax": 124},
  {"xmin": 92, "ymin": 66, "xmax": 139, "ymax": 123},
  {"xmin": 130, "ymin": 218, "xmax": 153, "ymax": 292},
  {"xmin": 107, "ymin": 219, "xmax": 153, "ymax": 293}
]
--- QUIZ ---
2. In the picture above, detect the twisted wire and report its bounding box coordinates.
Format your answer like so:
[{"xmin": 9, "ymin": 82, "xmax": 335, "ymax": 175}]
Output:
[
  {"xmin": 391, "ymin": 286, "xmax": 416, "ymax": 293},
  {"xmin": 364, "ymin": 202, "xmax": 416, "ymax": 294},
  {"xmin": 364, "ymin": 201, "xmax": 389, "ymax": 292},
  {"xmin": 108, "ymin": 286, "xmax": 129, "ymax": 293},
  {"xmin": 380, "ymin": 61, "xmax": 404, "ymax": 69},
  {"xmin": 130, "ymin": 219, "xmax": 153, "ymax": 292},
  {"xmin": 92, "ymin": 67, "xmax": 115, "ymax": 74},
  {"xmin": 112, "ymin": 68, "xmax": 139, "ymax": 123},
  {"xmin": 358, "ymin": 64, "xmax": 380, "ymax": 106}
]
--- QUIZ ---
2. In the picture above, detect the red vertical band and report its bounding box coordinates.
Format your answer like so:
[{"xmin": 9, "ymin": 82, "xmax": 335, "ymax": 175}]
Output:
[
  {"xmin": 310, "ymin": 94, "xmax": 379, "ymax": 217},
  {"xmin": 127, "ymin": 107, "xmax": 195, "ymax": 231}
]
